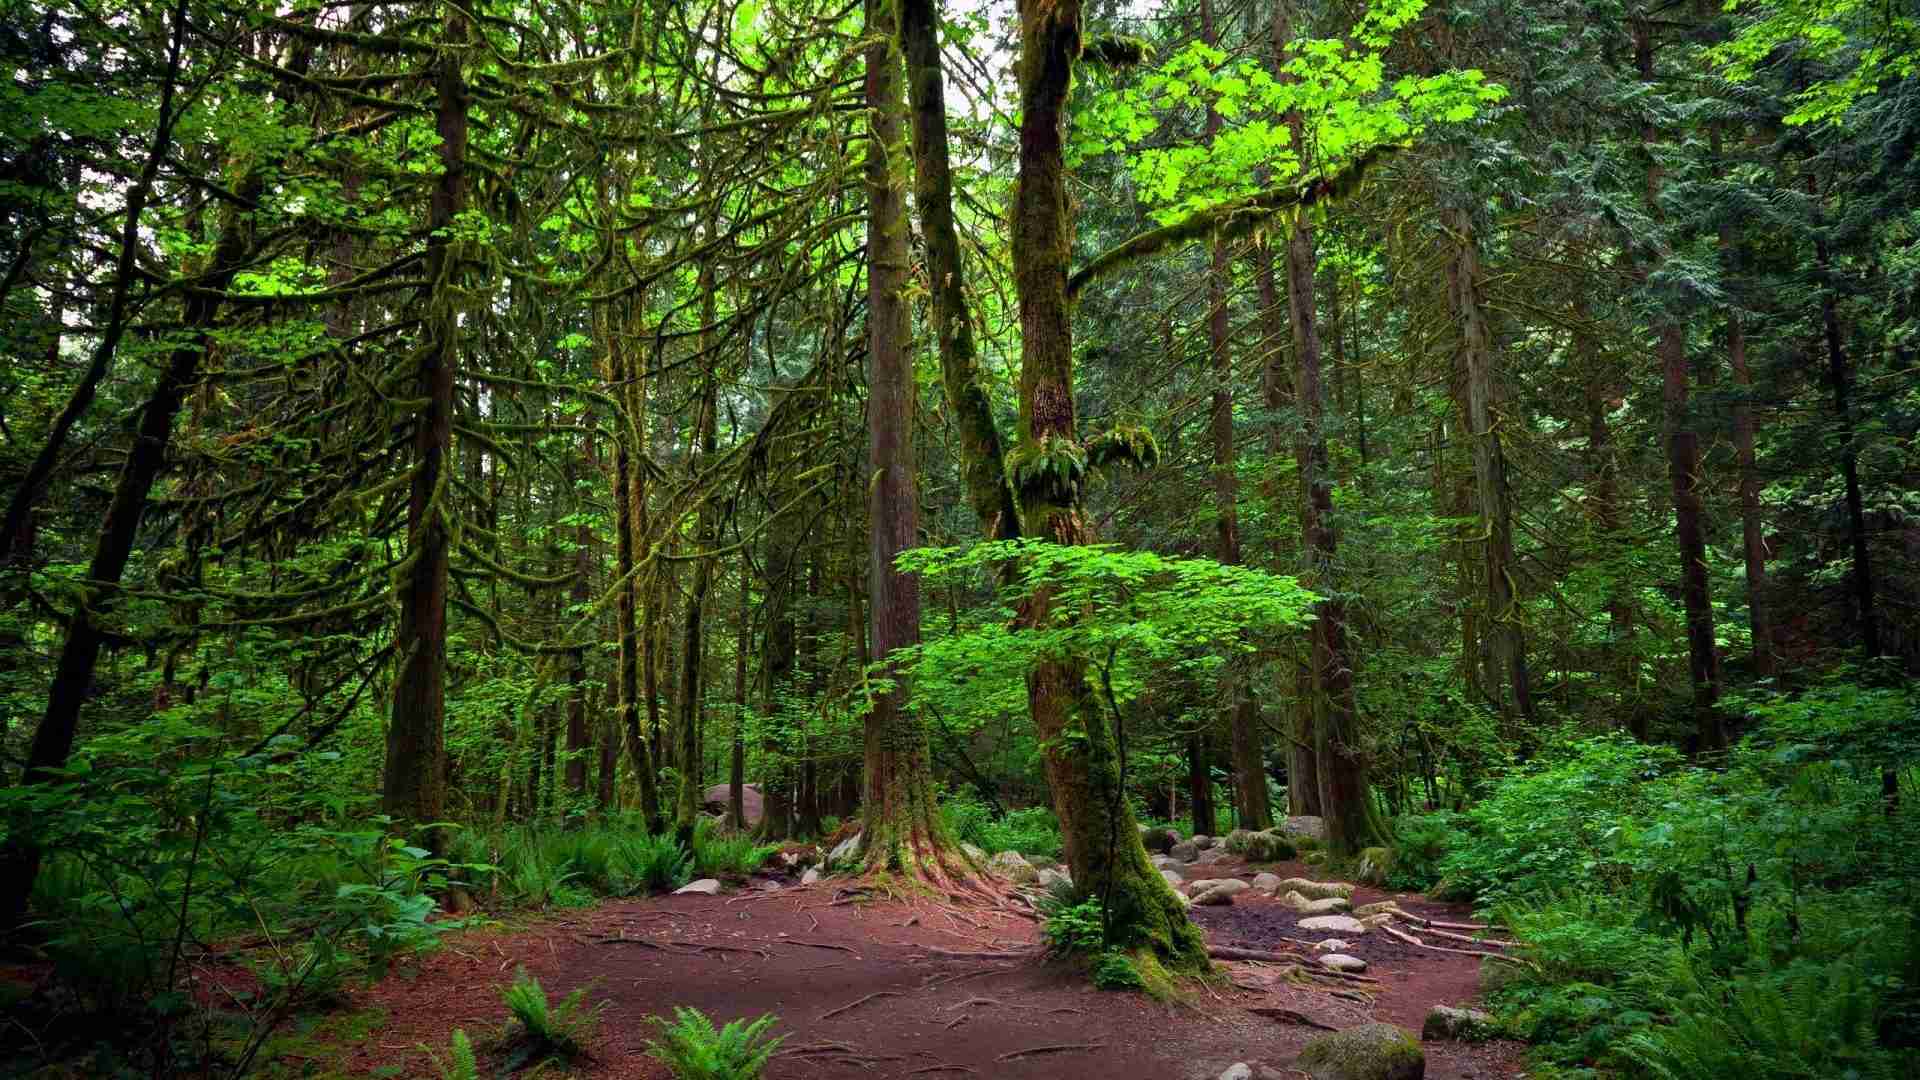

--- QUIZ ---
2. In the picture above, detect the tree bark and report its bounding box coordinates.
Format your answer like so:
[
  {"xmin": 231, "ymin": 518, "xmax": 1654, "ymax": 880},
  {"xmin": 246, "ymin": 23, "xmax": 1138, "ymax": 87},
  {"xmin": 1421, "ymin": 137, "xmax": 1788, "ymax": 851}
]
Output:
[
  {"xmin": 1444, "ymin": 207, "xmax": 1536, "ymax": 728},
  {"xmin": 609, "ymin": 310, "xmax": 663, "ymax": 830},
  {"xmin": 1011, "ymin": 0, "xmax": 1206, "ymax": 971},
  {"xmin": 1811, "ymin": 180, "xmax": 1880, "ymax": 659},
  {"xmin": 675, "ymin": 361, "xmax": 718, "ymax": 844},
  {"xmin": 898, "ymin": 0, "xmax": 1018, "ymax": 543}
]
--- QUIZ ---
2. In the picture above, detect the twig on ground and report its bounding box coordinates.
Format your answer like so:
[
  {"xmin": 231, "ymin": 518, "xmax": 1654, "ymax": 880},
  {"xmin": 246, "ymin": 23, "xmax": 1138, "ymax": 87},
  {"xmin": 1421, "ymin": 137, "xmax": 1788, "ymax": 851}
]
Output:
[
  {"xmin": 820, "ymin": 990, "xmax": 903, "ymax": 1020},
  {"xmin": 905, "ymin": 1066, "xmax": 977, "ymax": 1075},
  {"xmin": 786, "ymin": 939, "xmax": 859, "ymax": 954},
  {"xmin": 1379, "ymin": 924, "xmax": 1532, "ymax": 966},
  {"xmin": 996, "ymin": 1043, "xmax": 1104, "ymax": 1061}
]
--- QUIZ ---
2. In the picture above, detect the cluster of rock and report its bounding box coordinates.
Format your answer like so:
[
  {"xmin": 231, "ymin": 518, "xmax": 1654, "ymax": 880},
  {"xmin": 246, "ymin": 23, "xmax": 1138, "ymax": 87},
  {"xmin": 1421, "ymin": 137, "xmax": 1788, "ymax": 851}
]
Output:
[{"xmin": 1212, "ymin": 1006, "xmax": 1491, "ymax": 1080}]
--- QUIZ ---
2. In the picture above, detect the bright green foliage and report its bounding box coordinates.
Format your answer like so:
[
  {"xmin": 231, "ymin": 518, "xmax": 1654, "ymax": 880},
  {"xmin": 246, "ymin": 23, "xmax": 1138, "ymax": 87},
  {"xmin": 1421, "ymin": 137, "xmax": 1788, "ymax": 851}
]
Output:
[
  {"xmin": 500, "ymin": 968, "xmax": 601, "ymax": 1068},
  {"xmin": 427, "ymin": 1029, "xmax": 480, "ymax": 1080},
  {"xmin": 1715, "ymin": 0, "xmax": 1920, "ymax": 124},
  {"xmin": 942, "ymin": 797, "xmax": 1065, "ymax": 860},
  {"xmin": 1091, "ymin": 950, "xmax": 1147, "ymax": 991},
  {"xmin": 620, "ymin": 833, "xmax": 695, "ymax": 894},
  {"xmin": 690, "ymin": 821, "xmax": 777, "ymax": 879},
  {"xmin": 1039, "ymin": 897, "xmax": 1108, "ymax": 958},
  {"xmin": 642, "ymin": 1007, "xmax": 785, "ymax": 1080}
]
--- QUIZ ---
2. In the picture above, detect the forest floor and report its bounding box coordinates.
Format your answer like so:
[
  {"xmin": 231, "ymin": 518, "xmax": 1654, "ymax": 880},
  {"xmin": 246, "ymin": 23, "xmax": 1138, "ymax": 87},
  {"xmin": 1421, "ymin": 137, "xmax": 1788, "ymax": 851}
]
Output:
[{"xmin": 246, "ymin": 854, "xmax": 1529, "ymax": 1080}]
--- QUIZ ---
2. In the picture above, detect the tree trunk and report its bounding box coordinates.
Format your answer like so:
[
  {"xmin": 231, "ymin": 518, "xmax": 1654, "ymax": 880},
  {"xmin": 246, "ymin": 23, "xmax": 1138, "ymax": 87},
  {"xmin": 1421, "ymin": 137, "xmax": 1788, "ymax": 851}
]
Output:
[
  {"xmin": 1286, "ymin": 203, "xmax": 1381, "ymax": 855},
  {"xmin": 674, "ymin": 364, "xmax": 717, "ymax": 844},
  {"xmin": 1812, "ymin": 182, "xmax": 1880, "ymax": 659},
  {"xmin": 899, "ymin": 0, "xmax": 1018, "ymax": 543},
  {"xmin": 1727, "ymin": 294, "xmax": 1772, "ymax": 676},
  {"xmin": 729, "ymin": 561, "xmax": 749, "ymax": 831},
  {"xmin": 1444, "ymin": 207, "xmax": 1536, "ymax": 729},
  {"xmin": 1186, "ymin": 729, "xmax": 1216, "ymax": 836},
  {"xmin": 1011, "ymin": 0, "xmax": 1206, "ymax": 973},
  {"xmin": 565, "ymin": 429, "xmax": 594, "ymax": 796},
  {"xmin": 860, "ymin": 0, "xmax": 958, "ymax": 878},
  {"xmin": 609, "ymin": 316, "xmax": 663, "ymax": 830}
]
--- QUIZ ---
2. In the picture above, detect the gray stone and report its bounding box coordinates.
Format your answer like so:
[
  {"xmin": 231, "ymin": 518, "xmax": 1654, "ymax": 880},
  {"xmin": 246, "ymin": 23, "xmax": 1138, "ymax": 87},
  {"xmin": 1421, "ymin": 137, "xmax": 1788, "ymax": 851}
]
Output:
[
  {"xmin": 1295, "ymin": 1022, "xmax": 1424, "ymax": 1080},
  {"xmin": 961, "ymin": 842, "xmax": 986, "ymax": 862},
  {"xmin": 1421, "ymin": 1005, "xmax": 1494, "ymax": 1042},
  {"xmin": 1295, "ymin": 896, "xmax": 1353, "ymax": 916},
  {"xmin": 1352, "ymin": 901, "xmax": 1406, "ymax": 918},
  {"xmin": 675, "ymin": 878, "xmax": 722, "ymax": 896},
  {"xmin": 1297, "ymin": 914, "xmax": 1368, "ymax": 935},
  {"xmin": 1319, "ymin": 953, "xmax": 1368, "ymax": 974},
  {"xmin": 1186, "ymin": 878, "xmax": 1249, "ymax": 898},
  {"xmin": 800, "ymin": 867, "xmax": 821, "ymax": 885},
  {"xmin": 829, "ymin": 831, "xmax": 864, "ymax": 865},
  {"xmin": 1161, "ymin": 869, "xmax": 1185, "ymax": 887},
  {"xmin": 1221, "ymin": 829, "xmax": 1254, "ymax": 854},
  {"xmin": 1192, "ymin": 834, "xmax": 1216, "ymax": 850},
  {"xmin": 1277, "ymin": 877, "xmax": 1355, "ymax": 900},
  {"xmin": 988, "ymin": 850, "xmax": 1038, "ymax": 884},
  {"xmin": 1193, "ymin": 847, "xmax": 1233, "ymax": 866},
  {"xmin": 1280, "ymin": 816, "xmax": 1327, "ymax": 842},
  {"xmin": 1037, "ymin": 867, "xmax": 1073, "ymax": 891},
  {"xmin": 1192, "ymin": 883, "xmax": 1240, "ymax": 906},
  {"xmin": 1219, "ymin": 1065, "xmax": 1253, "ymax": 1080},
  {"xmin": 1170, "ymin": 840, "xmax": 1201, "ymax": 863},
  {"xmin": 1478, "ymin": 956, "xmax": 1526, "ymax": 996},
  {"xmin": 1251, "ymin": 872, "xmax": 1284, "ymax": 894},
  {"xmin": 1313, "ymin": 938, "xmax": 1351, "ymax": 953}
]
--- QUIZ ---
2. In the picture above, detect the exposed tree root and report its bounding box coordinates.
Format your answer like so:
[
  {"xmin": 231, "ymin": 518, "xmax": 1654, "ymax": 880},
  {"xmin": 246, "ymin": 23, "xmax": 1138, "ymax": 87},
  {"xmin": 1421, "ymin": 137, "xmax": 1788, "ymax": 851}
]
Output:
[
  {"xmin": 1379, "ymin": 923, "xmax": 1533, "ymax": 966},
  {"xmin": 1248, "ymin": 1006, "xmax": 1340, "ymax": 1031},
  {"xmin": 820, "ymin": 990, "xmax": 903, "ymax": 1020},
  {"xmin": 996, "ymin": 1043, "xmax": 1104, "ymax": 1062}
]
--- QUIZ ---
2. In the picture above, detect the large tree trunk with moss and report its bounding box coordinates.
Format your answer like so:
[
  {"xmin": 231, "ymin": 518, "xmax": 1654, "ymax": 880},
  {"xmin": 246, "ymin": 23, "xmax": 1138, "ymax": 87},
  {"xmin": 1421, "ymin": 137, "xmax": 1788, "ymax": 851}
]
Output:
[
  {"xmin": 859, "ymin": 0, "xmax": 960, "ymax": 877},
  {"xmin": 1286, "ymin": 204, "xmax": 1382, "ymax": 856},
  {"xmin": 609, "ymin": 310, "xmax": 664, "ymax": 831},
  {"xmin": 899, "ymin": 0, "xmax": 1017, "ymax": 543},
  {"xmin": 1010, "ymin": 0, "xmax": 1207, "ymax": 972},
  {"xmin": 674, "ymin": 363, "xmax": 718, "ymax": 845},
  {"xmin": 383, "ymin": 31, "xmax": 469, "ymax": 850},
  {"xmin": 1444, "ymin": 207, "xmax": 1536, "ymax": 729}
]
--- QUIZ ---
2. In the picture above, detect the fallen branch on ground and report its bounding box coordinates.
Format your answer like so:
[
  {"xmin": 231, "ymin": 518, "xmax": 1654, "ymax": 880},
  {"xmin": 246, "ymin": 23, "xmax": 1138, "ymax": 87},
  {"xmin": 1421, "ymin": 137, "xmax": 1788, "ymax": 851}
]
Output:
[
  {"xmin": 820, "ymin": 990, "xmax": 902, "ymax": 1020},
  {"xmin": 1380, "ymin": 924, "xmax": 1533, "ymax": 967},
  {"xmin": 996, "ymin": 1043, "xmax": 1104, "ymax": 1062}
]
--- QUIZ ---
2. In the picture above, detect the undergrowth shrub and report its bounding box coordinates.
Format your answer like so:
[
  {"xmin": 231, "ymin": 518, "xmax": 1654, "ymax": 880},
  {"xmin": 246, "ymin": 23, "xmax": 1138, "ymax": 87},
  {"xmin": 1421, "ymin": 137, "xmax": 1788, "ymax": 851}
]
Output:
[
  {"xmin": 1382, "ymin": 811, "xmax": 1461, "ymax": 891},
  {"xmin": 618, "ymin": 832, "xmax": 692, "ymax": 893},
  {"xmin": 426, "ymin": 1029, "xmax": 479, "ymax": 1080},
  {"xmin": 643, "ymin": 1007, "xmax": 784, "ymax": 1080},
  {"xmin": 499, "ymin": 967, "xmax": 600, "ymax": 1069},
  {"xmin": 1038, "ymin": 896, "xmax": 1105, "ymax": 957},
  {"xmin": 691, "ymin": 821, "xmax": 776, "ymax": 878}
]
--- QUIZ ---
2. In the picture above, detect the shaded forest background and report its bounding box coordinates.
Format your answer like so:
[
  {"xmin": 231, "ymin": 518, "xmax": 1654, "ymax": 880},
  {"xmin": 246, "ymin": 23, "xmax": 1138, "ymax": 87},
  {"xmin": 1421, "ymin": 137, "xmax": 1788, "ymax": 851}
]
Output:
[{"xmin": 1, "ymin": 0, "xmax": 1917, "ymax": 1074}]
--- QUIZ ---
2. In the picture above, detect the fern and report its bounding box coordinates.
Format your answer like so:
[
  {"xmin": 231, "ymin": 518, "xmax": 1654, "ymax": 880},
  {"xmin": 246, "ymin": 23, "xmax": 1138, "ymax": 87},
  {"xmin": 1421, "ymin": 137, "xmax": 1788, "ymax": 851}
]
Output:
[
  {"xmin": 1620, "ymin": 960, "xmax": 1900, "ymax": 1080},
  {"xmin": 617, "ymin": 832, "xmax": 692, "ymax": 893},
  {"xmin": 643, "ymin": 1007, "xmax": 785, "ymax": 1080},
  {"xmin": 424, "ymin": 1029, "xmax": 478, "ymax": 1080},
  {"xmin": 500, "ymin": 967, "xmax": 600, "ymax": 1067}
]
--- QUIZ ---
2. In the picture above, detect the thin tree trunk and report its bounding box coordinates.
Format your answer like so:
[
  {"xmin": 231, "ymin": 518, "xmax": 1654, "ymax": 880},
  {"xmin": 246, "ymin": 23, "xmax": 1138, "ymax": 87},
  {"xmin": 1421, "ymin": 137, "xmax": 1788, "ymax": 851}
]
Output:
[
  {"xmin": 1811, "ymin": 180, "xmax": 1880, "ymax": 658},
  {"xmin": 675, "ymin": 363, "xmax": 717, "ymax": 844},
  {"xmin": 729, "ymin": 560, "xmax": 748, "ymax": 830},
  {"xmin": 609, "ymin": 311, "xmax": 662, "ymax": 829},
  {"xmin": 898, "ymin": 0, "xmax": 1018, "ymax": 543},
  {"xmin": 1187, "ymin": 729, "xmax": 1217, "ymax": 836},
  {"xmin": 1445, "ymin": 207, "xmax": 1536, "ymax": 728}
]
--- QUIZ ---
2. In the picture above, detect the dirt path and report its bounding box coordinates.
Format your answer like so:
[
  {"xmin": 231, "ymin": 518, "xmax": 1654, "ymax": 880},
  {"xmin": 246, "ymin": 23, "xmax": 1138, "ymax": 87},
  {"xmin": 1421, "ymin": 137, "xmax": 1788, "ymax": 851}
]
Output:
[{"xmin": 294, "ymin": 859, "xmax": 1526, "ymax": 1080}]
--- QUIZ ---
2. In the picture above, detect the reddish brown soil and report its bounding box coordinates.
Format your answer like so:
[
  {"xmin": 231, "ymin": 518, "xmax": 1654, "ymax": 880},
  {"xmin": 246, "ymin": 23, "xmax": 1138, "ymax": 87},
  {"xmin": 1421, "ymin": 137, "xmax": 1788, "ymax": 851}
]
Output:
[{"xmin": 301, "ymin": 855, "xmax": 1526, "ymax": 1080}]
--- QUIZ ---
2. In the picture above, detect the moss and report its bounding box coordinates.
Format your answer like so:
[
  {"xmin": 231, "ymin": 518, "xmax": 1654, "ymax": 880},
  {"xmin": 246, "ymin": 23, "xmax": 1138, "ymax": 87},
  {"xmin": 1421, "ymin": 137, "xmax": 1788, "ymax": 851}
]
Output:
[
  {"xmin": 249, "ymin": 1007, "xmax": 391, "ymax": 1079},
  {"xmin": 1295, "ymin": 1022, "xmax": 1425, "ymax": 1080}
]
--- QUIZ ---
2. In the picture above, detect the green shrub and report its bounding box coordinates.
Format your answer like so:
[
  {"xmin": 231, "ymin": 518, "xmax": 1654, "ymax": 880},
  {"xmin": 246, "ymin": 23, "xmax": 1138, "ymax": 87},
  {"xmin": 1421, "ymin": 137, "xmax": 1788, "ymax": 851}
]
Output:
[
  {"xmin": 643, "ymin": 1007, "xmax": 784, "ymax": 1080},
  {"xmin": 979, "ymin": 806, "xmax": 1063, "ymax": 860},
  {"xmin": 1384, "ymin": 811, "xmax": 1461, "ymax": 891},
  {"xmin": 1039, "ymin": 897, "xmax": 1105, "ymax": 957},
  {"xmin": 691, "ymin": 822, "xmax": 777, "ymax": 878},
  {"xmin": 1091, "ymin": 950, "xmax": 1145, "ymax": 990},
  {"xmin": 617, "ymin": 832, "xmax": 693, "ymax": 893},
  {"xmin": 499, "ymin": 967, "xmax": 600, "ymax": 1067}
]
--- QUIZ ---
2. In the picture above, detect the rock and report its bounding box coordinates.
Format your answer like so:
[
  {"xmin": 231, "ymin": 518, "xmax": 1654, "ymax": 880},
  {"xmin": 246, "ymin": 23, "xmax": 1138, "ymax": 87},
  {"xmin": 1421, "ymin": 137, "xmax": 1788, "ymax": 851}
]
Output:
[
  {"xmin": 829, "ymin": 831, "xmax": 864, "ymax": 865},
  {"xmin": 675, "ymin": 878, "xmax": 722, "ymax": 895},
  {"xmin": 1360, "ymin": 914, "xmax": 1394, "ymax": 930},
  {"xmin": 1421, "ymin": 1005, "xmax": 1494, "ymax": 1042},
  {"xmin": 1219, "ymin": 1065, "xmax": 1253, "ymax": 1080},
  {"xmin": 1037, "ymin": 867, "xmax": 1073, "ymax": 891},
  {"xmin": 1352, "ymin": 901, "xmax": 1406, "ymax": 918},
  {"xmin": 1313, "ymin": 938, "xmax": 1351, "ymax": 953},
  {"xmin": 758, "ymin": 880, "xmax": 782, "ymax": 892},
  {"xmin": 1222, "ymin": 829, "xmax": 1254, "ymax": 854},
  {"xmin": 1356, "ymin": 847, "xmax": 1394, "ymax": 886},
  {"xmin": 989, "ymin": 850, "xmax": 1039, "ymax": 884},
  {"xmin": 1277, "ymin": 878, "xmax": 1355, "ymax": 901},
  {"xmin": 1192, "ymin": 834, "xmax": 1216, "ymax": 850},
  {"xmin": 961, "ymin": 842, "xmax": 986, "ymax": 862},
  {"xmin": 1296, "ymin": 1023, "xmax": 1424, "ymax": 1080},
  {"xmin": 1192, "ymin": 884, "xmax": 1240, "ymax": 905},
  {"xmin": 1242, "ymin": 831, "xmax": 1298, "ymax": 863},
  {"xmin": 1170, "ymin": 840, "xmax": 1201, "ymax": 863},
  {"xmin": 1296, "ymin": 897, "xmax": 1354, "ymax": 916},
  {"xmin": 1303, "ymin": 851, "xmax": 1329, "ymax": 866},
  {"xmin": 1319, "ymin": 953, "xmax": 1368, "ymax": 974},
  {"xmin": 800, "ymin": 867, "xmax": 821, "ymax": 885},
  {"xmin": 1140, "ymin": 826, "xmax": 1180, "ymax": 854},
  {"xmin": 1478, "ymin": 956, "xmax": 1526, "ymax": 996},
  {"xmin": 1251, "ymin": 872, "xmax": 1284, "ymax": 894},
  {"xmin": 1151, "ymin": 854, "xmax": 1181, "ymax": 870},
  {"xmin": 700, "ymin": 783, "xmax": 764, "ymax": 826},
  {"xmin": 1186, "ymin": 878, "xmax": 1249, "ymax": 898},
  {"xmin": 1298, "ymin": 914, "xmax": 1368, "ymax": 935},
  {"xmin": 1194, "ymin": 847, "xmax": 1233, "ymax": 866},
  {"xmin": 1280, "ymin": 815, "xmax": 1327, "ymax": 842},
  {"xmin": 1161, "ymin": 869, "xmax": 1185, "ymax": 887},
  {"xmin": 1429, "ymin": 877, "xmax": 1474, "ymax": 902}
]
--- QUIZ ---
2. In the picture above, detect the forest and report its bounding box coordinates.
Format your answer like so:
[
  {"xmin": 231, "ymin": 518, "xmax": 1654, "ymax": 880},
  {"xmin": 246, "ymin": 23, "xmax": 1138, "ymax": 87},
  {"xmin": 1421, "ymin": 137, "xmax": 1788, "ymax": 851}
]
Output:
[{"xmin": 1, "ymin": 0, "xmax": 1917, "ymax": 1076}]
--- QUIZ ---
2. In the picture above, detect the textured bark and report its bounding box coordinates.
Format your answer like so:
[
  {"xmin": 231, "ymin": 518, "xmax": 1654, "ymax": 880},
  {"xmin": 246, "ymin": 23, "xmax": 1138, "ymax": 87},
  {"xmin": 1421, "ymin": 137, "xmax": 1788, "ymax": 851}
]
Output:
[
  {"xmin": 755, "ymin": 524, "xmax": 799, "ymax": 841},
  {"xmin": 729, "ymin": 563, "xmax": 749, "ymax": 831},
  {"xmin": 565, "ymin": 428, "xmax": 594, "ymax": 796},
  {"xmin": 1287, "ymin": 204, "xmax": 1381, "ymax": 855},
  {"xmin": 898, "ymin": 0, "xmax": 1018, "ymax": 543},
  {"xmin": 675, "ymin": 364, "xmax": 718, "ymax": 844},
  {"xmin": 610, "ymin": 324, "xmax": 662, "ymax": 829},
  {"xmin": 383, "ymin": 31, "xmax": 468, "ymax": 842},
  {"xmin": 1444, "ymin": 208, "xmax": 1536, "ymax": 727},
  {"xmin": 1186, "ymin": 730, "xmax": 1217, "ymax": 837},
  {"xmin": 1727, "ymin": 299, "xmax": 1773, "ymax": 675},
  {"xmin": 861, "ymin": 0, "xmax": 956, "ymax": 876},
  {"xmin": 1011, "ymin": 0, "xmax": 1206, "ymax": 971}
]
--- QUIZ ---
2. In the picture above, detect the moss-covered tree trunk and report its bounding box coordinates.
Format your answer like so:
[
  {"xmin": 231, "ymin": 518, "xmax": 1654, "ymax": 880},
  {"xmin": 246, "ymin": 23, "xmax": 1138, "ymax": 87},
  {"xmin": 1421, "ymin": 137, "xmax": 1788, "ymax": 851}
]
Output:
[
  {"xmin": 608, "ymin": 306, "xmax": 664, "ymax": 831},
  {"xmin": 1010, "ymin": 0, "xmax": 1207, "ymax": 972}
]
